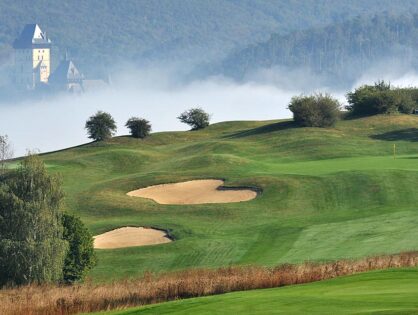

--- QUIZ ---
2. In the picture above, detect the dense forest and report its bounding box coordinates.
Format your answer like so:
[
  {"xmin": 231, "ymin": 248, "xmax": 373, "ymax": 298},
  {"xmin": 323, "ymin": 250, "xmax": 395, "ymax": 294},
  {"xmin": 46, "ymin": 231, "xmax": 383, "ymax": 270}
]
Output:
[
  {"xmin": 1, "ymin": 0, "xmax": 418, "ymax": 77},
  {"xmin": 214, "ymin": 13, "xmax": 418, "ymax": 87}
]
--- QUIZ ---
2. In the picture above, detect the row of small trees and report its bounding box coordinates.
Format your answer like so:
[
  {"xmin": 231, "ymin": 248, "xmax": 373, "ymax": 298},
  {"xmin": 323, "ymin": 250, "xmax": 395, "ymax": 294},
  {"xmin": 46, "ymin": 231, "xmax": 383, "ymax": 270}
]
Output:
[
  {"xmin": 86, "ymin": 82, "xmax": 413, "ymax": 139},
  {"xmin": 85, "ymin": 108, "xmax": 211, "ymax": 142}
]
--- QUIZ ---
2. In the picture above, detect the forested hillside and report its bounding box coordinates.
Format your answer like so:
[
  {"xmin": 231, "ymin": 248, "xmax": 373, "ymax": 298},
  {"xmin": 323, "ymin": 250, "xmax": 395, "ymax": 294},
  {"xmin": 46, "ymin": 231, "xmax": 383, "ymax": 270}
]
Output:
[
  {"xmin": 1, "ymin": 0, "xmax": 418, "ymax": 77},
  {"xmin": 215, "ymin": 13, "xmax": 418, "ymax": 87}
]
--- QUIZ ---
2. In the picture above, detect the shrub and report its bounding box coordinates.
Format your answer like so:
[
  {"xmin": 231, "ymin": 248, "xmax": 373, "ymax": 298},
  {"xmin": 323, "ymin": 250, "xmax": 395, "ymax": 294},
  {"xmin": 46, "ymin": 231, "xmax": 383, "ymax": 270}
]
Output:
[
  {"xmin": 346, "ymin": 81, "xmax": 417, "ymax": 116},
  {"xmin": 0, "ymin": 155, "xmax": 68, "ymax": 286},
  {"xmin": 288, "ymin": 93, "xmax": 340, "ymax": 127},
  {"xmin": 62, "ymin": 213, "xmax": 96, "ymax": 284},
  {"xmin": 178, "ymin": 108, "xmax": 210, "ymax": 130},
  {"xmin": 125, "ymin": 117, "xmax": 152, "ymax": 139},
  {"xmin": 85, "ymin": 111, "xmax": 117, "ymax": 141}
]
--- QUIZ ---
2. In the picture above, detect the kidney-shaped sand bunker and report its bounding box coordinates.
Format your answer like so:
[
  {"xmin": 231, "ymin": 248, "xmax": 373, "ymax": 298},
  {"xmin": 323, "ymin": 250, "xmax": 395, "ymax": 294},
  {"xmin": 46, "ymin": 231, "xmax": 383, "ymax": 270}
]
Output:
[
  {"xmin": 94, "ymin": 227, "xmax": 172, "ymax": 249},
  {"xmin": 127, "ymin": 179, "xmax": 258, "ymax": 205}
]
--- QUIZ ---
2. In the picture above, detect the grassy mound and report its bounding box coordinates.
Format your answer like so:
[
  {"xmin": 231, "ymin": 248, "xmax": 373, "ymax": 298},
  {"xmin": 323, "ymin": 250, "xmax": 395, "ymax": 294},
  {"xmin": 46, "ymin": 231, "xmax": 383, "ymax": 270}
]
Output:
[{"xmin": 40, "ymin": 114, "xmax": 418, "ymax": 282}]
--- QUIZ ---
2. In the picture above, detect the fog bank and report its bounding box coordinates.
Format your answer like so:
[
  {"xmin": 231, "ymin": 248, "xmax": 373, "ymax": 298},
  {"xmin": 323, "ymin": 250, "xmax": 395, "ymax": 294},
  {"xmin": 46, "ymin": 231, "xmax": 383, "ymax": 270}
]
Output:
[{"xmin": 1, "ymin": 68, "xmax": 418, "ymax": 157}]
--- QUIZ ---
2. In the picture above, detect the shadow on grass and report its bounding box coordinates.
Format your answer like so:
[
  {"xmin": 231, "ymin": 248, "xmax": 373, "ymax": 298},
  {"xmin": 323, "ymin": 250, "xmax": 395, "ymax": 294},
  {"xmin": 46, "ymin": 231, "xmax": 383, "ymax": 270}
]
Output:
[
  {"xmin": 226, "ymin": 121, "xmax": 297, "ymax": 139},
  {"xmin": 370, "ymin": 128, "xmax": 418, "ymax": 142}
]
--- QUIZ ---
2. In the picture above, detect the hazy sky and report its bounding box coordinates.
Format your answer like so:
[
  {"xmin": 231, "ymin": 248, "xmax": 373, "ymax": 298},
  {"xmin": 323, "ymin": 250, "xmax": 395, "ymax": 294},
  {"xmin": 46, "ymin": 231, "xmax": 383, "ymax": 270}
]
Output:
[{"xmin": 1, "ymin": 67, "xmax": 418, "ymax": 157}]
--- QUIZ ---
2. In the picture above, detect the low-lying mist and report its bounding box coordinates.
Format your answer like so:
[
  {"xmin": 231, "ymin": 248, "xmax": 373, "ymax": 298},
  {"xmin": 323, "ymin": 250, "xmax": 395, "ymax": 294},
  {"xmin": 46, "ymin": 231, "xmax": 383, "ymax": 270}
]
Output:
[{"xmin": 1, "ymin": 65, "xmax": 417, "ymax": 157}]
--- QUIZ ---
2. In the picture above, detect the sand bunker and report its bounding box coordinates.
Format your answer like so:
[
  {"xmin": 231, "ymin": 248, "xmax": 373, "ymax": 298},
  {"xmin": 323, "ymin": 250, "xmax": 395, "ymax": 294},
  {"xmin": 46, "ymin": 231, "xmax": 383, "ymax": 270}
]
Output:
[
  {"xmin": 127, "ymin": 179, "xmax": 258, "ymax": 205},
  {"xmin": 94, "ymin": 227, "xmax": 172, "ymax": 249}
]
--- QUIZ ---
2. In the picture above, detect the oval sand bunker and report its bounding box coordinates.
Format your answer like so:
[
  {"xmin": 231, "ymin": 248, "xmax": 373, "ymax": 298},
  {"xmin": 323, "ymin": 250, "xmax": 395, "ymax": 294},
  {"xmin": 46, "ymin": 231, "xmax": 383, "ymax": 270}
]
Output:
[
  {"xmin": 94, "ymin": 227, "xmax": 172, "ymax": 249},
  {"xmin": 127, "ymin": 179, "xmax": 257, "ymax": 205}
]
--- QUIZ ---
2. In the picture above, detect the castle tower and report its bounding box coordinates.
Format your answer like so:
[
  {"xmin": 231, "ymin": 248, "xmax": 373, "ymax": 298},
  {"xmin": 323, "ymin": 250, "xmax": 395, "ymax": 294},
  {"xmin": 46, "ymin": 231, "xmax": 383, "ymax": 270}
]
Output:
[
  {"xmin": 13, "ymin": 24, "xmax": 52, "ymax": 89},
  {"xmin": 49, "ymin": 57, "xmax": 84, "ymax": 93}
]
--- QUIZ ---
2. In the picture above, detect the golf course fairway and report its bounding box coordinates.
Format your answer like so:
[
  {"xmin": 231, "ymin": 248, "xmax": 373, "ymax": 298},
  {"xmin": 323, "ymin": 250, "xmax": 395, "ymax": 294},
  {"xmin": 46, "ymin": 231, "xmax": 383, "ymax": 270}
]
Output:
[{"xmin": 39, "ymin": 114, "xmax": 418, "ymax": 282}]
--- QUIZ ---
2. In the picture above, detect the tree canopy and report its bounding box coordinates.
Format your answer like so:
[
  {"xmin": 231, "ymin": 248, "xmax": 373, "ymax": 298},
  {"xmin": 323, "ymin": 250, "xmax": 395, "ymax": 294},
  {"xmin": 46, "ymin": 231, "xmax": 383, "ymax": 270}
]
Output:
[
  {"xmin": 346, "ymin": 81, "xmax": 417, "ymax": 116},
  {"xmin": 125, "ymin": 117, "xmax": 152, "ymax": 139},
  {"xmin": 0, "ymin": 155, "xmax": 67, "ymax": 286},
  {"xmin": 178, "ymin": 108, "xmax": 210, "ymax": 130},
  {"xmin": 85, "ymin": 111, "xmax": 117, "ymax": 141},
  {"xmin": 62, "ymin": 213, "xmax": 96, "ymax": 283},
  {"xmin": 217, "ymin": 13, "xmax": 418, "ymax": 87}
]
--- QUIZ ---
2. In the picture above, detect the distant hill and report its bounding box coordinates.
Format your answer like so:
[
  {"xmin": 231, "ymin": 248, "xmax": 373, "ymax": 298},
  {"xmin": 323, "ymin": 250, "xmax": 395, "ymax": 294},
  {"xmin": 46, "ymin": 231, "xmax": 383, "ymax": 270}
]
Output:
[
  {"xmin": 212, "ymin": 13, "xmax": 418, "ymax": 87},
  {"xmin": 1, "ymin": 0, "xmax": 418, "ymax": 77}
]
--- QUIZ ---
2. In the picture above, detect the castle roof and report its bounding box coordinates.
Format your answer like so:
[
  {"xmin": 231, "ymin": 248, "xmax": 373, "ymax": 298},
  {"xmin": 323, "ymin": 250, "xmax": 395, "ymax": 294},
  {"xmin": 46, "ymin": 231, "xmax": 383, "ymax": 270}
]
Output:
[
  {"xmin": 49, "ymin": 59, "xmax": 84, "ymax": 85},
  {"xmin": 13, "ymin": 24, "xmax": 51, "ymax": 49}
]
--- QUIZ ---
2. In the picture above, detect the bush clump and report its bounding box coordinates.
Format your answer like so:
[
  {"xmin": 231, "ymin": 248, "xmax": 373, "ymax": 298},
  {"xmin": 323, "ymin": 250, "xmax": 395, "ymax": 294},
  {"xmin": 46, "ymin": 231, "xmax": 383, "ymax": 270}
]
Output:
[
  {"xmin": 125, "ymin": 117, "xmax": 152, "ymax": 139},
  {"xmin": 288, "ymin": 93, "xmax": 341, "ymax": 127},
  {"xmin": 178, "ymin": 108, "xmax": 210, "ymax": 130},
  {"xmin": 346, "ymin": 81, "xmax": 417, "ymax": 116}
]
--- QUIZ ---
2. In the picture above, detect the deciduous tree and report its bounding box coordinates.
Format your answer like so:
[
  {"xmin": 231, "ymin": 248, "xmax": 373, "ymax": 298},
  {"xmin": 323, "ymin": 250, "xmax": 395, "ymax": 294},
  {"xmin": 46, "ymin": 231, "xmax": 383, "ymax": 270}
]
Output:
[
  {"xmin": 85, "ymin": 111, "xmax": 117, "ymax": 141},
  {"xmin": 178, "ymin": 108, "xmax": 210, "ymax": 130},
  {"xmin": 0, "ymin": 155, "xmax": 68, "ymax": 286},
  {"xmin": 125, "ymin": 117, "xmax": 152, "ymax": 139},
  {"xmin": 62, "ymin": 213, "xmax": 96, "ymax": 283}
]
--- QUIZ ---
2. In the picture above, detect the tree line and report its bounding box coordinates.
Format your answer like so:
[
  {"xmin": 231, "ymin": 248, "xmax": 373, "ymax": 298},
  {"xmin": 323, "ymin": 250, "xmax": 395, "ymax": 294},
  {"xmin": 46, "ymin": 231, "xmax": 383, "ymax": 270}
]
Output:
[{"xmin": 218, "ymin": 13, "xmax": 418, "ymax": 88}]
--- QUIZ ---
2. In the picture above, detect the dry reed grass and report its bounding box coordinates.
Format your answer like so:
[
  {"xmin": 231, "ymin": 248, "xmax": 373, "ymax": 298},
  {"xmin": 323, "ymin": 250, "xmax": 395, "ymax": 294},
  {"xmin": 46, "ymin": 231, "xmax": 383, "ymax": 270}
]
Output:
[{"xmin": 1, "ymin": 252, "xmax": 417, "ymax": 315}]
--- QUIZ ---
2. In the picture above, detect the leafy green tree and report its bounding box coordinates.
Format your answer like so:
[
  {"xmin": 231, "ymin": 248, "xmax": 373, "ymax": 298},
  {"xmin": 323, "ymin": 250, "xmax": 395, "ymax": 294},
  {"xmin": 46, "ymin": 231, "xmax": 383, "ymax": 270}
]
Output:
[
  {"xmin": 0, "ymin": 155, "xmax": 68, "ymax": 286},
  {"xmin": 85, "ymin": 111, "xmax": 117, "ymax": 141},
  {"xmin": 125, "ymin": 117, "xmax": 152, "ymax": 139},
  {"xmin": 346, "ymin": 81, "xmax": 417, "ymax": 116},
  {"xmin": 178, "ymin": 108, "xmax": 210, "ymax": 130},
  {"xmin": 288, "ymin": 93, "xmax": 340, "ymax": 127},
  {"xmin": 62, "ymin": 213, "xmax": 96, "ymax": 284}
]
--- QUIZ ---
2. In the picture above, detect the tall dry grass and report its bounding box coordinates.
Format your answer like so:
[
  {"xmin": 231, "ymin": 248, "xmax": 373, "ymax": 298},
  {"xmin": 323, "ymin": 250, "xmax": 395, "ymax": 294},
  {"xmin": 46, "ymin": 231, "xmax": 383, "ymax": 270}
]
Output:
[{"xmin": 1, "ymin": 252, "xmax": 418, "ymax": 315}]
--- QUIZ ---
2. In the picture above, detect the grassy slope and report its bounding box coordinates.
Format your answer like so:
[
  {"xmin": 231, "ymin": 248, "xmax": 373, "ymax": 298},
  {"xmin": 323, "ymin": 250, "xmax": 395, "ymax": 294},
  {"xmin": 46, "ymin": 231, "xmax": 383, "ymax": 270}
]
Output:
[
  {"xmin": 40, "ymin": 114, "xmax": 418, "ymax": 282},
  {"xmin": 101, "ymin": 268, "xmax": 418, "ymax": 314}
]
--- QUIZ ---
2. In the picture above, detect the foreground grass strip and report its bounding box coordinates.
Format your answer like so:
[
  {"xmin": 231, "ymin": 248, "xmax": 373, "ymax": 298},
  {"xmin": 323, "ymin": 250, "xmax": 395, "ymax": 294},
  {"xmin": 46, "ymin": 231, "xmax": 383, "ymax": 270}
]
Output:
[
  {"xmin": 104, "ymin": 268, "xmax": 418, "ymax": 315},
  {"xmin": 1, "ymin": 252, "xmax": 418, "ymax": 315}
]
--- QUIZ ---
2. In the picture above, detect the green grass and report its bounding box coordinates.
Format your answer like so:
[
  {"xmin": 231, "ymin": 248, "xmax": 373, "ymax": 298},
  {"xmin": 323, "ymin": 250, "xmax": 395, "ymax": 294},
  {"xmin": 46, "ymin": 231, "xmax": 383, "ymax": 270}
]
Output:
[
  {"xmin": 99, "ymin": 268, "xmax": 418, "ymax": 314},
  {"xmin": 33, "ymin": 114, "xmax": 418, "ymax": 282}
]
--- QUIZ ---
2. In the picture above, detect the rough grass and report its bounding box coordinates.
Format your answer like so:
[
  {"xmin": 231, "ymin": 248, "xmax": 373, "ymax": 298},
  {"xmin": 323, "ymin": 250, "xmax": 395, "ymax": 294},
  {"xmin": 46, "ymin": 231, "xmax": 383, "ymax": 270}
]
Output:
[
  {"xmin": 1, "ymin": 252, "xmax": 417, "ymax": 315},
  {"xmin": 33, "ymin": 114, "xmax": 418, "ymax": 282}
]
